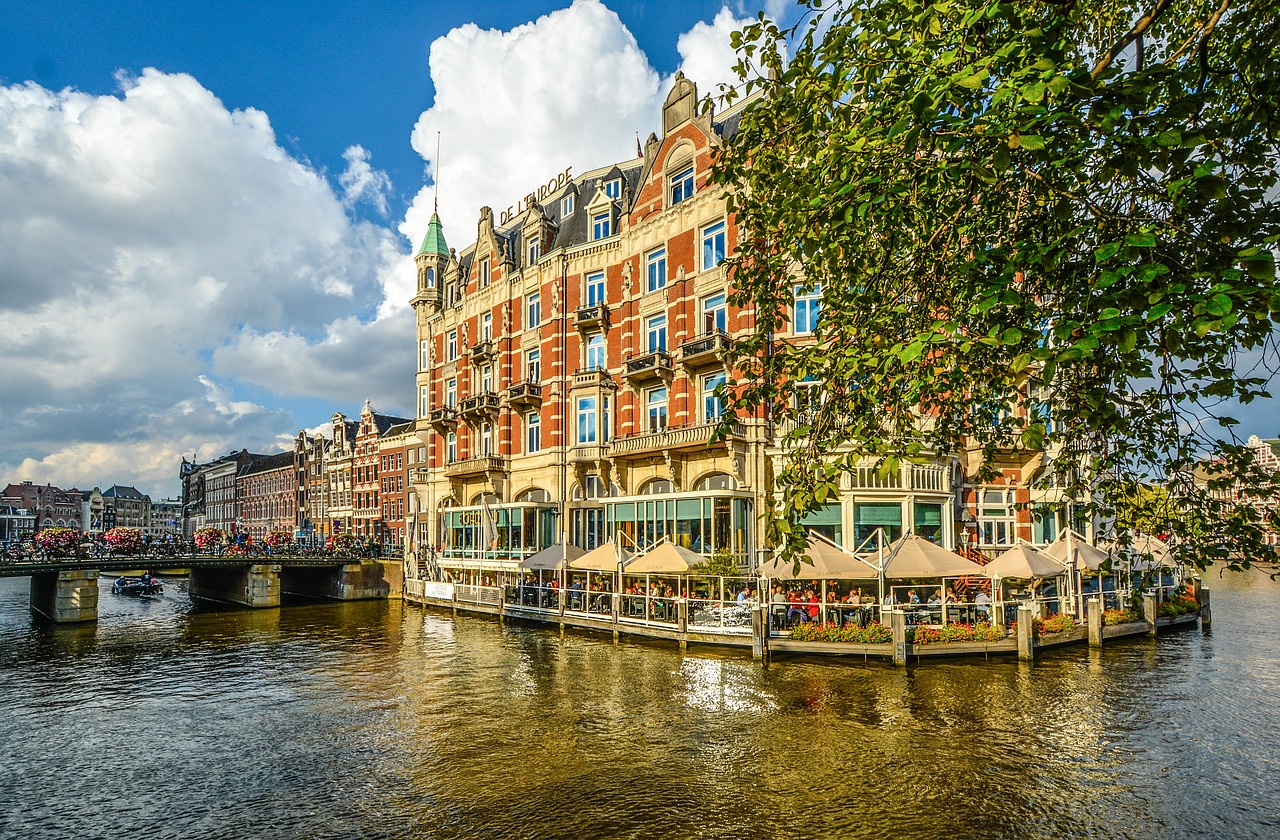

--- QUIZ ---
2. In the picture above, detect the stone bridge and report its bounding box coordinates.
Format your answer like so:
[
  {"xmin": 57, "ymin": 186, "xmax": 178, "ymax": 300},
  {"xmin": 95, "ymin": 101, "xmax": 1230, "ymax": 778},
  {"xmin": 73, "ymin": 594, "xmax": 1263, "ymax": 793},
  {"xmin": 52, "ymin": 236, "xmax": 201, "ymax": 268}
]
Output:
[{"xmin": 2, "ymin": 555, "xmax": 402, "ymax": 622}]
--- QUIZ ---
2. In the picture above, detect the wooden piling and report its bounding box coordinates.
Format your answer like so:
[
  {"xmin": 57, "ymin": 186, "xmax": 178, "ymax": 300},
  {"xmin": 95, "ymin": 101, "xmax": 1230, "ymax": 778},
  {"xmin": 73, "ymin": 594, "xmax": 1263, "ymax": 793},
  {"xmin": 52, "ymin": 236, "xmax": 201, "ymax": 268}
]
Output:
[{"xmin": 1087, "ymin": 597, "xmax": 1102, "ymax": 648}]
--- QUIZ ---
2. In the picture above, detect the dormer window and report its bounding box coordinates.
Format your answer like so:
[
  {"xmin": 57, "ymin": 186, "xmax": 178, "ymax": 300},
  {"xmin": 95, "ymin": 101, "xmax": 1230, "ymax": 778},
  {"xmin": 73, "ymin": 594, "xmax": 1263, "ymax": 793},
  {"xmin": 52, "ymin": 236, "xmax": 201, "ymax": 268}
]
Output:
[
  {"xmin": 527, "ymin": 235, "xmax": 540, "ymax": 265},
  {"xmin": 562, "ymin": 195, "xmax": 575, "ymax": 216},
  {"xmin": 591, "ymin": 212, "xmax": 611, "ymax": 241},
  {"xmin": 669, "ymin": 164, "xmax": 694, "ymax": 205},
  {"xmin": 604, "ymin": 178, "xmax": 621, "ymax": 199}
]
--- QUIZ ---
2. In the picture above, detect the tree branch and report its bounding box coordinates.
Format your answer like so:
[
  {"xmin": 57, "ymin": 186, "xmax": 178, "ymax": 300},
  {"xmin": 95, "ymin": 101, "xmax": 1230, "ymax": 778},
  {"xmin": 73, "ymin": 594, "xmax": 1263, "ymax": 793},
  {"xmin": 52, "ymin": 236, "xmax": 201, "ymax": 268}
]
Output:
[{"xmin": 1091, "ymin": 0, "xmax": 1178, "ymax": 80}]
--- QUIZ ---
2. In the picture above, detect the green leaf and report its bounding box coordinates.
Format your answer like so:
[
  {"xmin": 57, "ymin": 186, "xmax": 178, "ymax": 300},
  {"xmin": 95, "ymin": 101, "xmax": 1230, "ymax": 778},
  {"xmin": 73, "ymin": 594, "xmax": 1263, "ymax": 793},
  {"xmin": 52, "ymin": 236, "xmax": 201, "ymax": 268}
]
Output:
[
  {"xmin": 1206, "ymin": 293, "xmax": 1232, "ymax": 317},
  {"xmin": 1125, "ymin": 233, "xmax": 1156, "ymax": 248},
  {"xmin": 1018, "ymin": 135, "xmax": 1046, "ymax": 151},
  {"xmin": 1001, "ymin": 327, "xmax": 1023, "ymax": 345},
  {"xmin": 1095, "ymin": 242, "xmax": 1121, "ymax": 261}
]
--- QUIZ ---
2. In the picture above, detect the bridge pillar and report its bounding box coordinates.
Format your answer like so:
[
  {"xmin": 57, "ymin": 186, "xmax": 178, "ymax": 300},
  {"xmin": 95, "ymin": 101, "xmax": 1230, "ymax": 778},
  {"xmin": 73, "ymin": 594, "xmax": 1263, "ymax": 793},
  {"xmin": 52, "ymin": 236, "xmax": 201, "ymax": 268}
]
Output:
[
  {"xmin": 31, "ymin": 569, "xmax": 99, "ymax": 623},
  {"xmin": 278, "ymin": 561, "xmax": 390, "ymax": 601},
  {"xmin": 189, "ymin": 564, "xmax": 281, "ymax": 608}
]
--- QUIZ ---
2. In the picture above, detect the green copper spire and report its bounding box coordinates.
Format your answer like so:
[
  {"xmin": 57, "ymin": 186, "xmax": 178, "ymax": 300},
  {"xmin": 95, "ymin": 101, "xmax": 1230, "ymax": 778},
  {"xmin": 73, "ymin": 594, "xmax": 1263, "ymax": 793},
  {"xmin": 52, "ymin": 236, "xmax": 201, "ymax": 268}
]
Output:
[{"xmin": 417, "ymin": 213, "xmax": 449, "ymax": 257}]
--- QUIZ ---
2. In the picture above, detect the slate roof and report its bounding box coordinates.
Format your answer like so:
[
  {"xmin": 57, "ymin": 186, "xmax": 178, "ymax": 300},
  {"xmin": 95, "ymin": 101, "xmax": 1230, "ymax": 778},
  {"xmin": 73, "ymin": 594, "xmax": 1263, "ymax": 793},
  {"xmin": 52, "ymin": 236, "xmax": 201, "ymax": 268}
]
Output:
[
  {"xmin": 240, "ymin": 451, "xmax": 295, "ymax": 477},
  {"xmin": 103, "ymin": 485, "xmax": 146, "ymax": 500}
]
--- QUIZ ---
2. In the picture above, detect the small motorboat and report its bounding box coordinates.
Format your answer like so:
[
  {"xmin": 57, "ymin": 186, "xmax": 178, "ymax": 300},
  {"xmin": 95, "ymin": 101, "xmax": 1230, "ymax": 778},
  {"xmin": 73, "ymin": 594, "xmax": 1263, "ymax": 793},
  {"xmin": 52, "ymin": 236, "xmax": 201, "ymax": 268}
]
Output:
[{"xmin": 110, "ymin": 576, "xmax": 164, "ymax": 597}]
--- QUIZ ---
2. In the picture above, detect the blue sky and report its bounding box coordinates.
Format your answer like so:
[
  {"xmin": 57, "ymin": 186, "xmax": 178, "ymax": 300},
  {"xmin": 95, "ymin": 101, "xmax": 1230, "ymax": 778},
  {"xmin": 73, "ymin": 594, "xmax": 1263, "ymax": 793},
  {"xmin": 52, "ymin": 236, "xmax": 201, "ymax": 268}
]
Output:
[{"xmin": 0, "ymin": 1, "xmax": 789, "ymax": 498}]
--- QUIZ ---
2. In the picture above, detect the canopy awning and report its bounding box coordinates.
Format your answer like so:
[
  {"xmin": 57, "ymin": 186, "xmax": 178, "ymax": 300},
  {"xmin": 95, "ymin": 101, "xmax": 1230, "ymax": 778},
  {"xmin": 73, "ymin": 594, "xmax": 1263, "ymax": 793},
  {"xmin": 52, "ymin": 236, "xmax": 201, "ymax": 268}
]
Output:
[
  {"xmin": 568, "ymin": 541, "xmax": 628, "ymax": 572},
  {"xmin": 519, "ymin": 541, "xmax": 585, "ymax": 571},
  {"xmin": 759, "ymin": 531, "xmax": 879, "ymax": 580},
  {"xmin": 625, "ymin": 540, "xmax": 706, "ymax": 574},
  {"xmin": 882, "ymin": 534, "xmax": 986, "ymax": 578},
  {"xmin": 1042, "ymin": 529, "xmax": 1111, "ymax": 572},
  {"xmin": 983, "ymin": 543, "xmax": 1067, "ymax": 580}
]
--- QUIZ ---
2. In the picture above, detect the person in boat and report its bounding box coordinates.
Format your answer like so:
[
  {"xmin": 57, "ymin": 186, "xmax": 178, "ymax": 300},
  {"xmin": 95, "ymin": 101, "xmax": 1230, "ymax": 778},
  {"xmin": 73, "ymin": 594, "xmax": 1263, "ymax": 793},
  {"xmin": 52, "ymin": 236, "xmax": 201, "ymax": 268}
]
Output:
[{"xmin": 115, "ymin": 575, "xmax": 128, "ymax": 590}]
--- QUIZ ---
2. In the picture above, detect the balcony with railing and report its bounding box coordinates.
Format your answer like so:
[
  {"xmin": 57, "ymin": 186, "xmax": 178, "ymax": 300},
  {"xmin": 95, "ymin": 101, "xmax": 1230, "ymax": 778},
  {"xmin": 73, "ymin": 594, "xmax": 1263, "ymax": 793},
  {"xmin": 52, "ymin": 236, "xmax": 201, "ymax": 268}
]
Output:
[
  {"xmin": 507, "ymin": 381, "xmax": 542, "ymax": 407},
  {"xmin": 445, "ymin": 455, "xmax": 509, "ymax": 479},
  {"xmin": 569, "ymin": 444, "xmax": 610, "ymax": 465},
  {"xmin": 678, "ymin": 330, "xmax": 730, "ymax": 368},
  {"xmin": 410, "ymin": 467, "xmax": 431, "ymax": 485},
  {"xmin": 459, "ymin": 391, "xmax": 500, "ymax": 419},
  {"xmin": 429, "ymin": 406, "xmax": 458, "ymax": 430},
  {"xmin": 572, "ymin": 368, "xmax": 614, "ymax": 389},
  {"xmin": 575, "ymin": 303, "xmax": 609, "ymax": 330},
  {"xmin": 610, "ymin": 420, "xmax": 745, "ymax": 460},
  {"xmin": 469, "ymin": 339, "xmax": 496, "ymax": 364},
  {"xmin": 623, "ymin": 350, "xmax": 673, "ymax": 384}
]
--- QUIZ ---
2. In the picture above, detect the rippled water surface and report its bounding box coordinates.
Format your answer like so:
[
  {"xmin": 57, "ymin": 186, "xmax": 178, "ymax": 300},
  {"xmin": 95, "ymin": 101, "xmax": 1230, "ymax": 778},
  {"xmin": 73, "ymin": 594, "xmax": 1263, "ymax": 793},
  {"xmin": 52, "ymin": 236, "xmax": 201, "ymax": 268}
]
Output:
[{"xmin": 1, "ymin": 571, "xmax": 1277, "ymax": 839}]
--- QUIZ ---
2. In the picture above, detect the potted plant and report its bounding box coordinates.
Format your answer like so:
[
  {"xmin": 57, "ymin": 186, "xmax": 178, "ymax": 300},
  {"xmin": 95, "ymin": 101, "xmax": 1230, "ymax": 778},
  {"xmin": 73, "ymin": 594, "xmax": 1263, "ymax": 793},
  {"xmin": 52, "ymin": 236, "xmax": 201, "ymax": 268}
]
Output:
[
  {"xmin": 34, "ymin": 527, "xmax": 82, "ymax": 559},
  {"xmin": 102, "ymin": 527, "xmax": 144, "ymax": 555}
]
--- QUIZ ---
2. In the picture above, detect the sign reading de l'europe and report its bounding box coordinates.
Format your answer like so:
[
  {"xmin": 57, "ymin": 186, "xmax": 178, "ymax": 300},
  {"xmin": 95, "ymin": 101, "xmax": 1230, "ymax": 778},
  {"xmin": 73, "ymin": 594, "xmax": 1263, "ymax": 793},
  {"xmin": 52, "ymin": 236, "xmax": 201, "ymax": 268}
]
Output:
[{"xmin": 499, "ymin": 166, "xmax": 573, "ymax": 225}]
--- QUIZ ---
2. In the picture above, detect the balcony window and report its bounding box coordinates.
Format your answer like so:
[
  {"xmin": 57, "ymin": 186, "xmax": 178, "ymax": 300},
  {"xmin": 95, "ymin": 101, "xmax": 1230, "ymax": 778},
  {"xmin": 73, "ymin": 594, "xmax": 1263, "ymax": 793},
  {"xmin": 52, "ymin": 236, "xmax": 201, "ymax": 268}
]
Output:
[
  {"xmin": 447, "ymin": 331, "xmax": 457, "ymax": 361},
  {"xmin": 481, "ymin": 365, "xmax": 493, "ymax": 394},
  {"xmin": 446, "ymin": 378, "xmax": 457, "ymax": 408},
  {"xmin": 698, "ymin": 372, "xmax": 724, "ymax": 422},
  {"xmin": 592, "ymin": 212, "xmax": 611, "ymax": 240},
  {"xmin": 794, "ymin": 282, "xmax": 823, "ymax": 335},
  {"xmin": 526, "ymin": 412, "xmax": 541, "ymax": 453},
  {"xmin": 646, "ymin": 387, "xmax": 668, "ymax": 432},
  {"xmin": 586, "ymin": 334, "xmax": 606, "ymax": 371},
  {"xmin": 702, "ymin": 292, "xmax": 727, "ymax": 334},
  {"xmin": 527, "ymin": 291, "xmax": 541, "ymax": 328},
  {"xmin": 646, "ymin": 248, "xmax": 667, "ymax": 293},
  {"xmin": 586, "ymin": 271, "xmax": 606, "ymax": 306},
  {"xmin": 604, "ymin": 178, "xmax": 621, "ymax": 199},
  {"xmin": 481, "ymin": 423, "xmax": 493, "ymax": 455},
  {"xmin": 577, "ymin": 396, "xmax": 598, "ymax": 444},
  {"xmin": 669, "ymin": 164, "xmax": 694, "ymax": 205},
  {"xmin": 482, "ymin": 312, "xmax": 493, "ymax": 340},
  {"xmin": 446, "ymin": 432, "xmax": 457, "ymax": 463},
  {"xmin": 701, "ymin": 220, "xmax": 726, "ymax": 271},
  {"xmin": 527, "ymin": 348, "xmax": 541, "ymax": 382},
  {"xmin": 646, "ymin": 314, "xmax": 667, "ymax": 352}
]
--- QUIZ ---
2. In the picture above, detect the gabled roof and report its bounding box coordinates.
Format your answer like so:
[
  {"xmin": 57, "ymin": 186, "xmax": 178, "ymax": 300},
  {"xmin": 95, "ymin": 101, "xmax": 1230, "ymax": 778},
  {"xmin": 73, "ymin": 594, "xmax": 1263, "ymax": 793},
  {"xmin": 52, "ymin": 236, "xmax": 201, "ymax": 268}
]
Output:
[{"xmin": 103, "ymin": 485, "xmax": 146, "ymax": 500}]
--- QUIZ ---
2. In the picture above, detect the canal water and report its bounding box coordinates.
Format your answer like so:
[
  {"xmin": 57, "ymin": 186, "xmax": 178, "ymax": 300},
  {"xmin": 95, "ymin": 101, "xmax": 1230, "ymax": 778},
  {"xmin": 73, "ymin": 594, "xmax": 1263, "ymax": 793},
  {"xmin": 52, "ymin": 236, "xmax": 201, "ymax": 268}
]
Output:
[{"xmin": 0, "ymin": 571, "xmax": 1276, "ymax": 840}]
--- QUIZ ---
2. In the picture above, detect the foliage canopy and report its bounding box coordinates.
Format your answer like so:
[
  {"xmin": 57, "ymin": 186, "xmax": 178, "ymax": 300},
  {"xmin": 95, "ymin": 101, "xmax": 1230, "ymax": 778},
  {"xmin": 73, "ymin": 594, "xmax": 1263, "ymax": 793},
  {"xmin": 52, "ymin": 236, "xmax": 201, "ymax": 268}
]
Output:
[{"xmin": 713, "ymin": 0, "xmax": 1280, "ymax": 570}]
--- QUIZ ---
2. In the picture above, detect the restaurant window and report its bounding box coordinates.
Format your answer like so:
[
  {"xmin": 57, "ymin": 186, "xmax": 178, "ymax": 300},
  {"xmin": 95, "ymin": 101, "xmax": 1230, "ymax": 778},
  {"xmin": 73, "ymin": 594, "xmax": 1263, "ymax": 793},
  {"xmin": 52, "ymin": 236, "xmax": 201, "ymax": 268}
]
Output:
[
  {"xmin": 913, "ymin": 502, "xmax": 944, "ymax": 543},
  {"xmin": 527, "ymin": 348, "xmax": 541, "ymax": 383},
  {"xmin": 646, "ymin": 247, "xmax": 667, "ymax": 293},
  {"xmin": 527, "ymin": 291, "xmax": 541, "ymax": 328},
  {"xmin": 669, "ymin": 164, "xmax": 694, "ymax": 205},
  {"xmin": 586, "ymin": 333, "xmax": 606, "ymax": 371},
  {"xmin": 577, "ymin": 396, "xmax": 598, "ymax": 444},
  {"xmin": 526, "ymin": 412, "xmax": 541, "ymax": 453},
  {"xmin": 592, "ymin": 211, "xmax": 611, "ymax": 240},
  {"xmin": 645, "ymin": 387, "xmax": 668, "ymax": 432},
  {"xmin": 701, "ymin": 220, "xmax": 726, "ymax": 271},
  {"xmin": 702, "ymin": 372, "xmax": 725, "ymax": 422},
  {"xmin": 978, "ymin": 489, "xmax": 1016, "ymax": 547},
  {"xmin": 702, "ymin": 292, "xmax": 727, "ymax": 334},
  {"xmin": 586, "ymin": 271, "xmax": 606, "ymax": 306},
  {"xmin": 608, "ymin": 494, "xmax": 750, "ymax": 557},
  {"xmin": 801, "ymin": 502, "xmax": 843, "ymax": 546},
  {"xmin": 646, "ymin": 314, "xmax": 667, "ymax": 352},
  {"xmin": 853, "ymin": 501, "xmax": 903, "ymax": 546},
  {"xmin": 794, "ymin": 282, "xmax": 823, "ymax": 335}
]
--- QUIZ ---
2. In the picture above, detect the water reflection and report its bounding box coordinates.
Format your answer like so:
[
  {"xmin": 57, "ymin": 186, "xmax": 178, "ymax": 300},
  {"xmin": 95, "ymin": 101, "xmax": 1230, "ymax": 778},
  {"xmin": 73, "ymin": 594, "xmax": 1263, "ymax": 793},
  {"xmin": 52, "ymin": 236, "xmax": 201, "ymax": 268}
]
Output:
[{"xmin": 0, "ymin": 572, "xmax": 1277, "ymax": 839}]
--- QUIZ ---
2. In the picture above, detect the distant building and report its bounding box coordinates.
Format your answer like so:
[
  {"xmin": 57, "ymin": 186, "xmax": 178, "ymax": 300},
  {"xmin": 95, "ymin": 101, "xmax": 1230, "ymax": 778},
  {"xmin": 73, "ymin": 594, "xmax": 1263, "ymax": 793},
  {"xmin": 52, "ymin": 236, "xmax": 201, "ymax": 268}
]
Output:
[
  {"xmin": 1, "ymin": 481, "xmax": 84, "ymax": 531},
  {"xmin": 352, "ymin": 401, "xmax": 412, "ymax": 547},
  {"xmin": 97, "ymin": 485, "xmax": 151, "ymax": 531},
  {"xmin": 237, "ymin": 451, "xmax": 298, "ymax": 543},
  {"xmin": 0, "ymin": 504, "xmax": 36, "ymax": 542},
  {"xmin": 294, "ymin": 430, "xmax": 330, "ymax": 548},
  {"xmin": 1196, "ymin": 434, "xmax": 1280, "ymax": 546},
  {"xmin": 150, "ymin": 498, "xmax": 183, "ymax": 538},
  {"xmin": 179, "ymin": 449, "xmax": 265, "ymax": 537}
]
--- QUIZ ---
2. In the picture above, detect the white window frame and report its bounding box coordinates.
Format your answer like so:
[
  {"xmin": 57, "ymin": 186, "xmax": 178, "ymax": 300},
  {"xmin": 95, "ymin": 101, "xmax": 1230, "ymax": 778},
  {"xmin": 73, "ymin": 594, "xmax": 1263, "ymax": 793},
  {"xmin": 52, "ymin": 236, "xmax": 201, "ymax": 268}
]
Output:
[
  {"xmin": 586, "ymin": 334, "xmax": 606, "ymax": 371},
  {"xmin": 701, "ymin": 220, "xmax": 726, "ymax": 271},
  {"xmin": 646, "ymin": 314, "xmax": 667, "ymax": 352},
  {"xmin": 420, "ymin": 340, "xmax": 430, "ymax": 370},
  {"xmin": 604, "ymin": 178, "xmax": 621, "ymax": 199},
  {"xmin": 480, "ymin": 423, "xmax": 493, "ymax": 456},
  {"xmin": 447, "ymin": 330, "xmax": 457, "ymax": 361},
  {"xmin": 479, "ymin": 256, "xmax": 491, "ymax": 287},
  {"xmin": 702, "ymin": 292, "xmax": 727, "ymax": 335},
  {"xmin": 978, "ymin": 489, "xmax": 1017, "ymax": 548},
  {"xmin": 794, "ymin": 282, "xmax": 823, "ymax": 335},
  {"xmin": 527, "ymin": 235, "xmax": 540, "ymax": 265},
  {"xmin": 446, "ymin": 431, "xmax": 457, "ymax": 463},
  {"xmin": 562, "ymin": 194, "xmax": 574, "ymax": 216},
  {"xmin": 586, "ymin": 271, "xmax": 606, "ymax": 306},
  {"xmin": 526, "ymin": 292, "xmax": 541, "ymax": 328},
  {"xmin": 577, "ymin": 396, "xmax": 598, "ymax": 445},
  {"xmin": 592, "ymin": 211, "xmax": 611, "ymax": 241},
  {"xmin": 446, "ymin": 378, "xmax": 457, "ymax": 408},
  {"xmin": 419, "ymin": 386, "xmax": 429, "ymax": 418},
  {"xmin": 670, "ymin": 164, "xmax": 694, "ymax": 205},
  {"xmin": 482, "ymin": 312, "xmax": 493, "ymax": 341},
  {"xmin": 645, "ymin": 386, "xmax": 668, "ymax": 432},
  {"xmin": 646, "ymin": 248, "xmax": 667, "ymax": 293},
  {"xmin": 527, "ymin": 348, "xmax": 541, "ymax": 383},
  {"xmin": 702, "ymin": 372, "xmax": 726, "ymax": 422},
  {"xmin": 481, "ymin": 365, "xmax": 493, "ymax": 394},
  {"xmin": 526, "ymin": 411, "xmax": 541, "ymax": 453}
]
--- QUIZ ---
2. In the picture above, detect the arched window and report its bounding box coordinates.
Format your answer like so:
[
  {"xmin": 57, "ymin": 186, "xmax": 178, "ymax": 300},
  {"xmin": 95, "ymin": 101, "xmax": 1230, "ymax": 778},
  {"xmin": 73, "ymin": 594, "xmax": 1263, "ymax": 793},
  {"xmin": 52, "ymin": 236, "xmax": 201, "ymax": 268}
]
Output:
[
  {"xmin": 640, "ymin": 478, "xmax": 674, "ymax": 495},
  {"xmin": 516, "ymin": 487, "xmax": 550, "ymax": 503},
  {"xmin": 694, "ymin": 472, "xmax": 736, "ymax": 491}
]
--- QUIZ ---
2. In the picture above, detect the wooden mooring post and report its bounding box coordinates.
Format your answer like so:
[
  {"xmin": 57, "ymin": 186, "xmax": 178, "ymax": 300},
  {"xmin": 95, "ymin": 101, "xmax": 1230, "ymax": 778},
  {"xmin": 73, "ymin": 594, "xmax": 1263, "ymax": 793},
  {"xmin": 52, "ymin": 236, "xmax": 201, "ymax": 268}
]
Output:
[{"xmin": 1087, "ymin": 597, "xmax": 1103, "ymax": 648}]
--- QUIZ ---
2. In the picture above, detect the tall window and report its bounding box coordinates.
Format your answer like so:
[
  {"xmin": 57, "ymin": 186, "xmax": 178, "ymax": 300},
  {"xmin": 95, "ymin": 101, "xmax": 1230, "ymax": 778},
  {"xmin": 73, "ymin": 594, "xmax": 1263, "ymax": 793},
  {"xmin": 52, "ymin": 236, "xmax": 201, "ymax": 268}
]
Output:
[
  {"xmin": 526, "ymin": 291, "xmax": 541, "ymax": 328},
  {"xmin": 447, "ymin": 330, "xmax": 457, "ymax": 361},
  {"xmin": 646, "ymin": 387, "xmax": 668, "ymax": 432},
  {"xmin": 479, "ymin": 256, "xmax": 491, "ymax": 287},
  {"xmin": 794, "ymin": 282, "xmax": 823, "ymax": 335},
  {"xmin": 586, "ymin": 271, "xmax": 606, "ymax": 306},
  {"xmin": 481, "ymin": 365, "xmax": 493, "ymax": 394},
  {"xmin": 527, "ymin": 348, "xmax": 541, "ymax": 382},
  {"xmin": 526, "ymin": 412, "xmax": 541, "ymax": 453},
  {"xmin": 702, "ymin": 292, "xmax": 727, "ymax": 334},
  {"xmin": 646, "ymin": 248, "xmax": 667, "ymax": 293},
  {"xmin": 604, "ymin": 178, "xmax": 621, "ymax": 199},
  {"xmin": 978, "ymin": 489, "xmax": 1016, "ymax": 547},
  {"xmin": 446, "ymin": 378, "xmax": 457, "ymax": 408},
  {"xmin": 577, "ymin": 396, "xmax": 598, "ymax": 444},
  {"xmin": 419, "ymin": 386, "xmax": 429, "ymax": 418},
  {"xmin": 562, "ymin": 194, "xmax": 574, "ymax": 216},
  {"xmin": 480, "ymin": 423, "xmax": 493, "ymax": 455},
  {"xmin": 592, "ymin": 211, "xmax": 611, "ymax": 240},
  {"xmin": 425, "ymin": 266, "xmax": 436, "ymax": 287},
  {"xmin": 482, "ymin": 312, "xmax": 492, "ymax": 341},
  {"xmin": 670, "ymin": 164, "xmax": 694, "ymax": 204},
  {"xmin": 646, "ymin": 314, "xmax": 667, "ymax": 352},
  {"xmin": 527, "ymin": 235, "xmax": 540, "ymax": 265},
  {"xmin": 701, "ymin": 220, "xmax": 726, "ymax": 270},
  {"xmin": 702, "ymin": 372, "xmax": 725, "ymax": 421},
  {"xmin": 446, "ymin": 432, "xmax": 457, "ymax": 462},
  {"xmin": 603, "ymin": 395, "xmax": 612, "ymax": 442},
  {"xmin": 586, "ymin": 334, "xmax": 606, "ymax": 370},
  {"xmin": 420, "ymin": 340, "xmax": 430, "ymax": 370}
]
